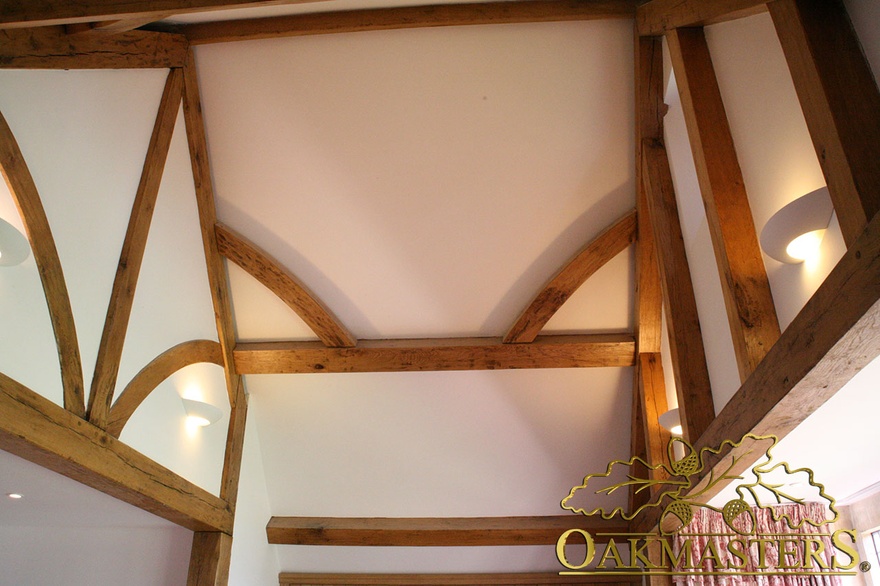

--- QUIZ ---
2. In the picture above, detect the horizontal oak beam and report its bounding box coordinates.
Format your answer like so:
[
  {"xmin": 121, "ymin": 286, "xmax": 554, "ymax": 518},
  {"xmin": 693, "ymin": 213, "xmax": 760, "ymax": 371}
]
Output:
[
  {"xmin": 183, "ymin": 1, "xmax": 638, "ymax": 45},
  {"xmin": 0, "ymin": 371, "xmax": 232, "ymax": 533},
  {"xmin": 267, "ymin": 516, "xmax": 629, "ymax": 546},
  {"xmin": 504, "ymin": 210, "xmax": 636, "ymax": 344},
  {"xmin": 636, "ymin": 0, "xmax": 767, "ymax": 36},
  {"xmin": 280, "ymin": 573, "xmax": 639, "ymax": 585},
  {"xmin": 0, "ymin": 0, "xmax": 329, "ymax": 29},
  {"xmin": 0, "ymin": 27, "xmax": 188, "ymax": 69},
  {"xmin": 215, "ymin": 223, "xmax": 356, "ymax": 348},
  {"xmin": 234, "ymin": 334, "xmax": 635, "ymax": 374}
]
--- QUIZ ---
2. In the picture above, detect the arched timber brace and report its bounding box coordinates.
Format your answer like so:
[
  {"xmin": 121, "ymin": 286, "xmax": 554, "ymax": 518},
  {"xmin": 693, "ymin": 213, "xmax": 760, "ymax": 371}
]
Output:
[
  {"xmin": 0, "ymin": 110, "xmax": 85, "ymax": 418},
  {"xmin": 504, "ymin": 209, "xmax": 636, "ymax": 344},
  {"xmin": 106, "ymin": 340, "xmax": 224, "ymax": 438},
  {"xmin": 89, "ymin": 68, "xmax": 185, "ymax": 428},
  {"xmin": 215, "ymin": 223, "xmax": 356, "ymax": 348}
]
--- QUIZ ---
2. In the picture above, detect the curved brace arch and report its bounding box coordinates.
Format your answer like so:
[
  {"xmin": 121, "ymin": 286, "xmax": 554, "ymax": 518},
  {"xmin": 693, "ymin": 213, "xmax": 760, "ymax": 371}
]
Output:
[
  {"xmin": 0, "ymin": 110, "xmax": 85, "ymax": 416},
  {"xmin": 106, "ymin": 339, "xmax": 223, "ymax": 439}
]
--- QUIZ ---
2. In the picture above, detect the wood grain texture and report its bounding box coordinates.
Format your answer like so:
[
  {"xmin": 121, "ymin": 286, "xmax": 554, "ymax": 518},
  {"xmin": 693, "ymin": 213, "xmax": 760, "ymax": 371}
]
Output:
[
  {"xmin": 629, "ymin": 368, "xmax": 650, "ymax": 514},
  {"xmin": 267, "ymin": 516, "xmax": 629, "ymax": 546},
  {"xmin": 0, "ymin": 371, "xmax": 232, "ymax": 532},
  {"xmin": 634, "ymin": 35, "xmax": 664, "ymax": 355},
  {"xmin": 280, "ymin": 573, "xmax": 640, "ymax": 585},
  {"xmin": 769, "ymin": 0, "xmax": 880, "ymax": 247},
  {"xmin": 637, "ymin": 353, "xmax": 670, "ymax": 474},
  {"xmin": 235, "ymin": 334, "xmax": 635, "ymax": 374},
  {"xmin": 183, "ymin": 1, "xmax": 637, "ymax": 45},
  {"xmin": 641, "ymin": 139, "xmax": 715, "ymax": 443},
  {"xmin": 636, "ymin": 0, "xmax": 768, "ymax": 36},
  {"xmin": 0, "ymin": 0, "xmax": 329, "ymax": 28},
  {"xmin": 0, "ymin": 27, "xmax": 188, "ymax": 69},
  {"xmin": 182, "ymin": 50, "xmax": 240, "ymax": 407},
  {"xmin": 634, "ymin": 210, "xmax": 880, "ymax": 533},
  {"xmin": 215, "ymin": 223, "xmax": 356, "ymax": 348},
  {"xmin": 0, "ymin": 110, "xmax": 85, "ymax": 417},
  {"xmin": 106, "ymin": 340, "xmax": 223, "ymax": 438},
  {"xmin": 504, "ymin": 210, "xmax": 636, "ymax": 344},
  {"xmin": 187, "ymin": 532, "xmax": 232, "ymax": 586},
  {"xmin": 666, "ymin": 27, "xmax": 779, "ymax": 382},
  {"xmin": 90, "ymin": 68, "xmax": 184, "ymax": 429},
  {"xmin": 219, "ymin": 378, "xmax": 247, "ymax": 505}
]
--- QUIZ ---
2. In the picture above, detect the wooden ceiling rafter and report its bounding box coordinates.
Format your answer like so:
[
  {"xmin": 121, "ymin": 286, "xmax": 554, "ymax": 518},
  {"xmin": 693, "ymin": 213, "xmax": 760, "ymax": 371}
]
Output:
[
  {"xmin": 181, "ymin": 0, "xmax": 638, "ymax": 45},
  {"xmin": 636, "ymin": 0, "xmax": 768, "ymax": 36},
  {"xmin": 0, "ymin": 110, "xmax": 85, "ymax": 417},
  {"xmin": 769, "ymin": 0, "xmax": 880, "ymax": 247},
  {"xmin": 0, "ymin": 27, "xmax": 189, "ymax": 69},
  {"xmin": 267, "ymin": 515, "xmax": 629, "ymax": 546},
  {"xmin": 215, "ymin": 223, "xmax": 357, "ymax": 348},
  {"xmin": 281, "ymin": 572, "xmax": 640, "ymax": 585},
  {"xmin": 0, "ymin": 370, "xmax": 233, "ymax": 532},
  {"xmin": 640, "ymin": 140, "xmax": 715, "ymax": 444},
  {"xmin": 234, "ymin": 334, "xmax": 635, "ymax": 374},
  {"xmin": 181, "ymin": 48, "xmax": 250, "ymax": 585},
  {"xmin": 666, "ymin": 26, "xmax": 780, "ymax": 382},
  {"xmin": 0, "ymin": 0, "xmax": 332, "ymax": 29},
  {"xmin": 106, "ymin": 340, "xmax": 224, "ymax": 438},
  {"xmin": 89, "ymin": 68, "xmax": 184, "ymax": 429},
  {"xmin": 503, "ymin": 209, "xmax": 637, "ymax": 344}
]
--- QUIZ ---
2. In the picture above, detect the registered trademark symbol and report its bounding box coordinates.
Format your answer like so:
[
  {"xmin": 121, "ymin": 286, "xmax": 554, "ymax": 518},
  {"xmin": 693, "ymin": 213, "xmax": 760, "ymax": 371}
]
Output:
[{"xmin": 860, "ymin": 561, "xmax": 872, "ymax": 573}]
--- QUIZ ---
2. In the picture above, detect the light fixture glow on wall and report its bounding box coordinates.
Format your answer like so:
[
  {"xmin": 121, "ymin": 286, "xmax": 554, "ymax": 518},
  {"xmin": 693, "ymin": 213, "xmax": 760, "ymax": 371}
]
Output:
[
  {"xmin": 658, "ymin": 408, "xmax": 682, "ymax": 436},
  {"xmin": 0, "ymin": 217, "xmax": 30, "ymax": 266},
  {"xmin": 760, "ymin": 186, "xmax": 833, "ymax": 264},
  {"xmin": 182, "ymin": 398, "xmax": 223, "ymax": 427}
]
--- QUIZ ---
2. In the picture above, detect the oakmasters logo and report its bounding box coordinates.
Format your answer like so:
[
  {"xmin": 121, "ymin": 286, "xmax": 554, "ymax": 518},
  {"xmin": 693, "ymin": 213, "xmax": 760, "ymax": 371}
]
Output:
[{"xmin": 556, "ymin": 433, "xmax": 866, "ymax": 578}]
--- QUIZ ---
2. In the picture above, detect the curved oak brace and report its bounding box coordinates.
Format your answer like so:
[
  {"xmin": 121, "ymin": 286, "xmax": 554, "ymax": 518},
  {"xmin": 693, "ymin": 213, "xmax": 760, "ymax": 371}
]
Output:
[
  {"xmin": 215, "ymin": 223, "xmax": 357, "ymax": 348},
  {"xmin": 503, "ymin": 209, "xmax": 637, "ymax": 344},
  {"xmin": 0, "ymin": 110, "xmax": 85, "ymax": 417},
  {"xmin": 106, "ymin": 340, "xmax": 223, "ymax": 439},
  {"xmin": 90, "ymin": 68, "xmax": 184, "ymax": 429}
]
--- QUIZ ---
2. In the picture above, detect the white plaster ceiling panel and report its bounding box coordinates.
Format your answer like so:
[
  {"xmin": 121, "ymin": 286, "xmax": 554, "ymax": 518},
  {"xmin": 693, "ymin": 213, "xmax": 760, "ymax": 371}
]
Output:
[
  {"xmin": 195, "ymin": 20, "xmax": 635, "ymax": 340},
  {"xmin": 250, "ymin": 367, "xmax": 632, "ymax": 518},
  {"xmin": 0, "ymin": 69, "xmax": 168, "ymax": 405}
]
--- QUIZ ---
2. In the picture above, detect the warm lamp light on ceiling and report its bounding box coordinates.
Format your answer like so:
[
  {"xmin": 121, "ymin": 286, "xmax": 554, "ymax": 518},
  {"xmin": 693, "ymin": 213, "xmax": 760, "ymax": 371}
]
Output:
[
  {"xmin": 760, "ymin": 187, "xmax": 833, "ymax": 264},
  {"xmin": 658, "ymin": 408, "xmax": 683, "ymax": 436},
  {"xmin": 0, "ymin": 217, "xmax": 30, "ymax": 266},
  {"xmin": 182, "ymin": 398, "xmax": 223, "ymax": 427}
]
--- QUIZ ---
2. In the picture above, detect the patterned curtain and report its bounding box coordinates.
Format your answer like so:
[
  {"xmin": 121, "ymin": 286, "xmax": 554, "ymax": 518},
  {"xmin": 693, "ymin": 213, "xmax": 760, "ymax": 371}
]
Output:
[{"xmin": 670, "ymin": 503, "xmax": 841, "ymax": 586}]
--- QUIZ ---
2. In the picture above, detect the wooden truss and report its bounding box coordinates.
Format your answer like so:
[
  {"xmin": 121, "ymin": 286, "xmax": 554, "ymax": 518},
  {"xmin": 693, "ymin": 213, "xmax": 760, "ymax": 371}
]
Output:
[{"xmin": 0, "ymin": 0, "xmax": 878, "ymax": 585}]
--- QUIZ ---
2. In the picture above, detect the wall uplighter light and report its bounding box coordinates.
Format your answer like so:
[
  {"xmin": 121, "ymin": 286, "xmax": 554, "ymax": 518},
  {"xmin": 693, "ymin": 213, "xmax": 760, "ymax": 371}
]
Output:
[
  {"xmin": 760, "ymin": 186, "xmax": 833, "ymax": 264},
  {"xmin": 658, "ymin": 408, "xmax": 683, "ymax": 436},
  {"xmin": 0, "ymin": 217, "xmax": 29, "ymax": 266},
  {"xmin": 182, "ymin": 398, "xmax": 223, "ymax": 427}
]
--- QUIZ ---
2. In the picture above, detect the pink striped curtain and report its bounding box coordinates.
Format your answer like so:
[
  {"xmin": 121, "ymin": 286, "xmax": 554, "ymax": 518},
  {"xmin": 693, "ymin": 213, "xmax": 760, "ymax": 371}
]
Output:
[{"xmin": 670, "ymin": 503, "xmax": 840, "ymax": 586}]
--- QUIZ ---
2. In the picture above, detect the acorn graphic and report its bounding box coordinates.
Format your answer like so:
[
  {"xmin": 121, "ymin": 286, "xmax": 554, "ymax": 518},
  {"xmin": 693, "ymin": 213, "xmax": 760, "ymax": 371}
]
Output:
[
  {"xmin": 668, "ymin": 437, "xmax": 701, "ymax": 477},
  {"xmin": 661, "ymin": 500, "xmax": 694, "ymax": 534},
  {"xmin": 722, "ymin": 499, "xmax": 756, "ymax": 535}
]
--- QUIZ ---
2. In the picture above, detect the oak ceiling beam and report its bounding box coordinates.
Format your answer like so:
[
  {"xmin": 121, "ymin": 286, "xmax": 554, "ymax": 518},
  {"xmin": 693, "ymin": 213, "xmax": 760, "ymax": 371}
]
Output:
[
  {"xmin": 90, "ymin": 69, "xmax": 184, "ymax": 429},
  {"xmin": 641, "ymin": 139, "xmax": 715, "ymax": 443},
  {"xmin": 234, "ymin": 334, "xmax": 635, "ymax": 374},
  {"xmin": 0, "ymin": 27, "xmax": 188, "ymax": 69},
  {"xmin": 281, "ymin": 573, "xmax": 639, "ymax": 585},
  {"xmin": 215, "ymin": 223, "xmax": 356, "ymax": 348},
  {"xmin": 0, "ymin": 0, "xmax": 330, "ymax": 29},
  {"xmin": 769, "ymin": 0, "xmax": 880, "ymax": 248},
  {"xmin": 666, "ymin": 27, "xmax": 779, "ymax": 382},
  {"xmin": 106, "ymin": 340, "xmax": 223, "ymax": 439},
  {"xmin": 182, "ymin": 1, "xmax": 638, "ymax": 45},
  {"xmin": 267, "ymin": 516, "xmax": 629, "ymax": 546},
  {"xmin": 504, "ymin": 210, "xmax": 636, "ymax": 344},
  {"xmin": 187, "ymin": 532, "xmax": 232, "ymax": 586},
  {"xmin": 0, "ymin": 371, "xmax": 232, "ymax": 533},
  {"xmin": 0, "ymin": 110, "xmax": 85, "ymax": 417},
  {"xmin": 636, "ymin": 0, "xmax": 767, "ymax": 36}
]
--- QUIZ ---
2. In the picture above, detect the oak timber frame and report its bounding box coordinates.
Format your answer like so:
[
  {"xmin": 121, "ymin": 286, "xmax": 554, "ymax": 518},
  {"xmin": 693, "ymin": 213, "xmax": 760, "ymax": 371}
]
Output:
[{"xmin": 0, "ymin": 0, "xmax": 878, "ymax": 585}]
